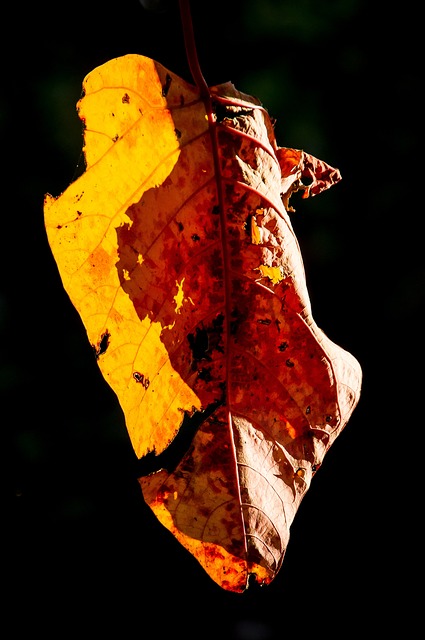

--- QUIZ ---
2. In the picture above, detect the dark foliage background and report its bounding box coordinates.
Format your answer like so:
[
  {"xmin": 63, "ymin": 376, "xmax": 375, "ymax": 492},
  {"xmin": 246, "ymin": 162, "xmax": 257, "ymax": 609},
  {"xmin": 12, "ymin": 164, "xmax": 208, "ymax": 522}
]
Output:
[{"xmin": 2, "ymin": 0, "xmax": 421, "ymax": 636}]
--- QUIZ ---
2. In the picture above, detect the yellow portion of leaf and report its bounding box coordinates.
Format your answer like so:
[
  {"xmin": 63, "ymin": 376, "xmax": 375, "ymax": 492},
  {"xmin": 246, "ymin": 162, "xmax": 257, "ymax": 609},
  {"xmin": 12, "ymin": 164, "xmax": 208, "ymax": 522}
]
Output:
[
  {"xmin": 173, "ymin": 278, "xmax": 185, "ymax": 314},
  {"xmin": 44, "ymin": 55, "xmax": 206, "ymax": 457},
  {"xmin": 257, "ymin": 264, "xmax": 284, "ymax": 284}
]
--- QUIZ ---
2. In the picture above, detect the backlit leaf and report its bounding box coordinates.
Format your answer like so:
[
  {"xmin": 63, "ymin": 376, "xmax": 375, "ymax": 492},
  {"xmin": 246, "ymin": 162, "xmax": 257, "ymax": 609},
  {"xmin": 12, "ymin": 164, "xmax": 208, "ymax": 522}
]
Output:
[{"xmin": 44, "ymin": 54, "xmax": 362, "ymax": 592}]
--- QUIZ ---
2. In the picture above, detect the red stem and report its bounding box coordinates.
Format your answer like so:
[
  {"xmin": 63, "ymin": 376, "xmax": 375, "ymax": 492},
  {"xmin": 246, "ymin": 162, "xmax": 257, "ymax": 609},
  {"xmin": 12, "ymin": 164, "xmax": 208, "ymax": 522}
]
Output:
[{"xmin": 178, "ymin": 0, "xmax": 210, "ymax": 99}]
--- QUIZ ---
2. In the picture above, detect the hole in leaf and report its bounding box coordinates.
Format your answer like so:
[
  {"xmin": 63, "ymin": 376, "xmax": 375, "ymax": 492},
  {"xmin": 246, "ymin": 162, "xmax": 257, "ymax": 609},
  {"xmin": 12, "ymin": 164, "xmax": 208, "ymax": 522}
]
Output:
[{"xmin": 93, "ymin": 331, "xmax": 111, "ymax": 360}]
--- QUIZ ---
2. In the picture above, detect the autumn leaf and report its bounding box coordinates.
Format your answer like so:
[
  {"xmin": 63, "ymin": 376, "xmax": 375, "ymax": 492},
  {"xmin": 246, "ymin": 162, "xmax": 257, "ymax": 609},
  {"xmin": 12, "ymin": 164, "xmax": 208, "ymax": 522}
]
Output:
[{"xmin": 44, "ymin": 53, "xmax": 361, "ymax": 592}]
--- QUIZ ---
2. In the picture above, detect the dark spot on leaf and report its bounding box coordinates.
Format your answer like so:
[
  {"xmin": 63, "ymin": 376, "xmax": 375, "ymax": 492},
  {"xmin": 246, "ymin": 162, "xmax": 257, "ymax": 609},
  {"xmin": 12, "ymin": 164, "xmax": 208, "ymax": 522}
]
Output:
[
  {"xmin": 112, "ymin": 134, "xmax": 119, "ymax": 142},
  {"xmin": 188, "ymin": 327, "xmax": 209, "ymax": 362},
  {"xmin": 286, "ymin": 359, "xmax": 294, "ymax": 367},
  {"xmin": 212, "ymin": 205, "xmax": 220, "ymax": 215},
  {"xmin": 214, "ymin": 101, "xmax": 254, "ymax": 125},
  {"xmin": 230, "ymin": 307, "xmax": 243, "ymax": 335},
  {"xmin": 306, "ymin": 405, "xmax": 311, "ymax": 414},
  {"xmin": 187, "ymin": 314, "xmax": 224, "ymax": 367},
  {"xmin": 162, "ymin": 73, "xmax": 172, "ymax": 97},
  {"xmin": 191, "ymin": 233, "xmax": 200, "ymax": 241},
  {"xmin": 93, "ymin": 331, "xmax": 110, "ymax": 360},
  {"xmin": 122, "ymin": 93, "xmax": 130, "ymax": 103},
  {"xmin": 257, "ymin": 318, "xmax": 271, "ymax": 325},
  {"xmin": 175, "ymin": 128, "xmax": 182, "ymax": 139},
  {"xmin": 133, "ymin": 371, "xmax": 150, "ymax": 389},
  {"xmin": 214, "ymin": 101, "xmax": 230, "ymax": 124},
  {"xmin": 278, "ymin": 341, "xmax": 288, "ymax": 352},
  {"xmin": 176, "ymin": 221, "xmax": 184, "ymax": 232},
  {"xmin": 209, "ymin": 314, "xmax": 225, "ymax": 352},
  {"xmin": 198, "ymin": 367, "xmax": 212, "ymax": 382}
]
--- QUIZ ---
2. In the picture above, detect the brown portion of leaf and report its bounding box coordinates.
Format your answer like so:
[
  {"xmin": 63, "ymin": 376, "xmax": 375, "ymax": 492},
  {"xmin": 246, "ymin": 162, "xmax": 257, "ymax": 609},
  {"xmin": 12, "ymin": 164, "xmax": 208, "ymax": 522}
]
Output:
[
  {"xmin": 140, "ymin": 407, "xmax": 274, "ymax": 593},
  {"xmin": 44, "ymin": 54, "xmax": 361, "ymax": 592}
]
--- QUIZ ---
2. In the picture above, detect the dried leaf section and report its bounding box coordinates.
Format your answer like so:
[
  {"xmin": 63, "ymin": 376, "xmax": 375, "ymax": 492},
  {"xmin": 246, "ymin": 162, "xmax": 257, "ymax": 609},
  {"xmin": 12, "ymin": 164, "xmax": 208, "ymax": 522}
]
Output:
[{"xmin": 44, "ymin": 54, "xmax": 362, "ymax": 592}]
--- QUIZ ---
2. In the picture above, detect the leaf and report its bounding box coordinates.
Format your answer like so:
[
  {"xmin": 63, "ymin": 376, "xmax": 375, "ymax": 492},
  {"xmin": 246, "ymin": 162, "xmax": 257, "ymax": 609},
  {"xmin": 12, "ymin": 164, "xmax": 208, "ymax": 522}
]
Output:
[{"xmin": 44, "ymin": 54, "xmax": 362, "ymax": 592}]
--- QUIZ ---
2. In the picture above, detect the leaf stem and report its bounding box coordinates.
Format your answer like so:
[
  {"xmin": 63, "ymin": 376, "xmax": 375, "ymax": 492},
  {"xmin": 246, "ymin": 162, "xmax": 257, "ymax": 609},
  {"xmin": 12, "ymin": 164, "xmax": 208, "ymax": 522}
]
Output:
[{"xmin": 178, "ymin": 0, "xmax": 210, "ymax": 98}]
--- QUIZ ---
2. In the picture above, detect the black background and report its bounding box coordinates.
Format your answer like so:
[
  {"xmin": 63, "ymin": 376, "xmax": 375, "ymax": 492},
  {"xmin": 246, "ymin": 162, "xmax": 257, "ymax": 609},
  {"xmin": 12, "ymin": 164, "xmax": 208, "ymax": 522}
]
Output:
[{"xmin": 2, "ymin": 0, "xmax": 421, "ymax": 636}]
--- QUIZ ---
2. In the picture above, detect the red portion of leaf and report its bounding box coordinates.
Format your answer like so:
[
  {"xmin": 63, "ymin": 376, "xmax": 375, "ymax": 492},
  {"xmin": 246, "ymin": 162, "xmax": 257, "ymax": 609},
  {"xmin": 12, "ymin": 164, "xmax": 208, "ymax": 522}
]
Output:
[{"xmin": 137, "ymin": 77, "xmax": 361, "ymax": 591}]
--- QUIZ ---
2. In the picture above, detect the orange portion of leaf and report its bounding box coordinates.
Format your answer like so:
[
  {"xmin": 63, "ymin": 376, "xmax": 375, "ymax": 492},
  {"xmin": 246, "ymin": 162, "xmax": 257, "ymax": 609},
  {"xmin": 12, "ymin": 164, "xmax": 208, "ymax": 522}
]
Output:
[
  {"xmin": 44, "ymin": 54, "xmax": 362, "ymax": 592},
  {"xmin": 140, "ymin": 407, "xmax": 273, "ymax": 592}
]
